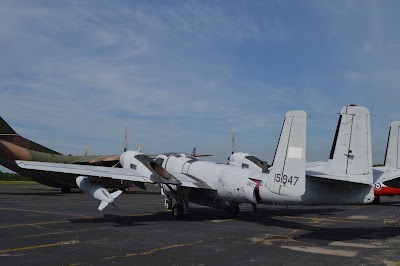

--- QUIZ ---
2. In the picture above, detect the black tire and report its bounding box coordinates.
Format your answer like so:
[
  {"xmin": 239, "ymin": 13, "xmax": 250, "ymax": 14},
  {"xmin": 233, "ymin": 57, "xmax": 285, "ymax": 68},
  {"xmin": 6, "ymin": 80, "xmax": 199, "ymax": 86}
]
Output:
[
  {"xmin": 372, "ymin": 196, "xmax": 380, "ymax": 205},
  {"xmin": 61, "ymin": 187, "xmax": 71, "ymax": 193},
  {"xmin": 228, "ymin": 205, "xmax": 240, "ymax": 215},
  {"xmin": 172, "ymin": 203, "xmax": 184, "ymax": 219}
]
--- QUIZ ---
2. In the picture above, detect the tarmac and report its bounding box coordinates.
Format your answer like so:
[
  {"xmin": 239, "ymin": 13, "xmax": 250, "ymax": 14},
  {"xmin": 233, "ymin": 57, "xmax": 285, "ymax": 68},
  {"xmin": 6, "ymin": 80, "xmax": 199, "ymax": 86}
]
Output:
[{"xmin": 0, "ymin": 182, "xmax": 399, "ymax": 265}]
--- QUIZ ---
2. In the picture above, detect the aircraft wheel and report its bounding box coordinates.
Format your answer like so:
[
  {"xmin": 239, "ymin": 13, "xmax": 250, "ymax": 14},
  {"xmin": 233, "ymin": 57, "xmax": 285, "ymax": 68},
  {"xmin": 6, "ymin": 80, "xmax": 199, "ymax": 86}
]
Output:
[
  {"xmin": 372, "ymin": 196, "xmax": 380, "ymax": 205},
  {"xmin": 172, "ymin": 203, "xmax": 184, "ymax": 219},
  {"xmin": 61, "ymin": 187, "xmax": 71, "ymax": 193},
  {"xmin": 228, "ymin": 205, "xmax": 240, "ymax": 215}
]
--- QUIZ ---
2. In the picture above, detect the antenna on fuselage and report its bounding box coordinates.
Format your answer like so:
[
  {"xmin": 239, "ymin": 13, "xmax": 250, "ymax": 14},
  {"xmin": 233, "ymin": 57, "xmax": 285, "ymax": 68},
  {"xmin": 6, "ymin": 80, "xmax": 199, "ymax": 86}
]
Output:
[
  {"xmin": 124, "ymin": 124, "xmax": 128, "ymax": 152},
  {"xmin": 232, "ymin": 128, "xmax": 235, "ymax": 154}
]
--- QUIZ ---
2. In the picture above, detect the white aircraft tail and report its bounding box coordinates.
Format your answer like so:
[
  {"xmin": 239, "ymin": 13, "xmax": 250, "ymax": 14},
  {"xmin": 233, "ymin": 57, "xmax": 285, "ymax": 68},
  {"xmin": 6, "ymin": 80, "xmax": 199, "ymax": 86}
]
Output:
[
  {"xmin": 267, "ymin": 110, "xmax": 306, "ymax": 196},
  {"xmin": 325, "ymin": 105, "xmax": 372, "ymax": 176},
  {"xmin": 98, "ymin": 201, "xmax": 109, "ymax": 211},
  {"xmin": 384, "ymin": 121, "xmax": 400, "ymax": 169},
  {"xmin": 111, "ymin": 190, "xmax": 123, "ymax": 199},
  {"xmin": 97, "ymin": 190, "xmax": 123, "ymax": 211}
]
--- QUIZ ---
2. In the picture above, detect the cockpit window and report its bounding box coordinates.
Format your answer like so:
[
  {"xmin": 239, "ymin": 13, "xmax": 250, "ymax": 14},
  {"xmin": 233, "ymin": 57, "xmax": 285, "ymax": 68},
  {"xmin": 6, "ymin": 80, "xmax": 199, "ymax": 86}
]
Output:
[
  {"xmin": 154, "ymin": 157, "xmax": 164, "ymax": 166},
  {"xmin": 246, "ymin": 156, "xmax": 265, "ymax": 168}
]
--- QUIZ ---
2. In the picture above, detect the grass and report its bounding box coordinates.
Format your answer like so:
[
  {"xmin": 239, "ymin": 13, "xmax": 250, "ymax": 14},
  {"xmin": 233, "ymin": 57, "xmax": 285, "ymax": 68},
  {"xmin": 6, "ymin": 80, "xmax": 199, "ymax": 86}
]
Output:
[{"xmin": 0, "ymin": 180, "xmax": 37, "ymax": 185}]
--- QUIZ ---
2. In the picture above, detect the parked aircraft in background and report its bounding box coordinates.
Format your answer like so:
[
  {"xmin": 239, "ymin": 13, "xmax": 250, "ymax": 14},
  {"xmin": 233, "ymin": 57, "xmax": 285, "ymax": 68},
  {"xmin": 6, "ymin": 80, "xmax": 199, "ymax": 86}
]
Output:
[
  {"xmin": 0, "ymin": 117, "xmax": 126, "ymax": 192},
  {"xmin": 0, "ymin": 116, "xmax": 210, "ymax": 193},
  {"xmin": 372, "ymin": 121, "xmax": 400, "ymax": 203}
]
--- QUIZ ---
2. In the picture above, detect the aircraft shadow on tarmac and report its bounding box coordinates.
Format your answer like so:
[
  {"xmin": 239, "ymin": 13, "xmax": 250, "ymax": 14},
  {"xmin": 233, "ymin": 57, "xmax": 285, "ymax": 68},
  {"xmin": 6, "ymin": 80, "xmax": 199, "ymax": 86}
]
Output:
[
  {"xmin": 68, "ymin": 207, "xmax": 400, "ymax": 244},
  {"xmin": 68, "ymin": 207, "xmax": 345, "ymax": 227}
]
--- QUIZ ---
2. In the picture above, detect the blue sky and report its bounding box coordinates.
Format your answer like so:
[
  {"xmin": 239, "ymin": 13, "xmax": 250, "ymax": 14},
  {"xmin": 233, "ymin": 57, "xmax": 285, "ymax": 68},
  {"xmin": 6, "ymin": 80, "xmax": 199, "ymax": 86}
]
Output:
[{"xmin": 1, "ymin": 0, "xmax": 400, "ymax": 172}]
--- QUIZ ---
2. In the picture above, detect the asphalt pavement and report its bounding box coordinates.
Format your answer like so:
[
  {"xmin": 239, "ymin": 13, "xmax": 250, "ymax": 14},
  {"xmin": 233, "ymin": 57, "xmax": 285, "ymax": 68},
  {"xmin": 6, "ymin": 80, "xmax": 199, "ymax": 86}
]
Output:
[{"xmin": 0, "ymin": 182, "xmax": 399, "ymax": 265}]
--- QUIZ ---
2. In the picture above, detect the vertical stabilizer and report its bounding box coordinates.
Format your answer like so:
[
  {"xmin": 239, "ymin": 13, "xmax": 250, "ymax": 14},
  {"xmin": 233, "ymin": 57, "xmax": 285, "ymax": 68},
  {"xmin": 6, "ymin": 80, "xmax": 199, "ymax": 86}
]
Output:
[
  {"xmin": 0, "ymin": 117, "xmax": 61, "ymax": 154},
  {"xmin": 384, "ymin": 121, "xmax": 400, "ymax": 169},
  {"xmin": 0, "ymin": 116, "xmax": 18, "ymax": 135},
  {"xmin": 325, "ymin": 105, "xmax": 372, "ymax": 175},
  {"xmin": 267, "ymin": 110, "xmax": 306, "ymax": 196}
]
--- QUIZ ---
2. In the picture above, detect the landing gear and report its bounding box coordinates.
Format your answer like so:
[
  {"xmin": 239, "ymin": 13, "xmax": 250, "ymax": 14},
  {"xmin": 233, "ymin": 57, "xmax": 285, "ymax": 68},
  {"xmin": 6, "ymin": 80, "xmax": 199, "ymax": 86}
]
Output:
[
  {"xmin": 161, "ymin": 185, "xmax": 190, "ymax": 218},
  {"xmin": 252, "ymin": 203, "xmax": 258, "ymax": 212},
  {"xmin": 228, "ymin": 204, "xmax": 240, "ymax": 215},
  {"xmin": 372, "ymin": 196, "xmax": 381, "ymax": 205},
  {"xmin": 165, "ymin": 198, "xmax": 172, "ymax": 210},
  {"xmin": 172, "ymin": 203, "xmax": 184, "ymax": 219}
]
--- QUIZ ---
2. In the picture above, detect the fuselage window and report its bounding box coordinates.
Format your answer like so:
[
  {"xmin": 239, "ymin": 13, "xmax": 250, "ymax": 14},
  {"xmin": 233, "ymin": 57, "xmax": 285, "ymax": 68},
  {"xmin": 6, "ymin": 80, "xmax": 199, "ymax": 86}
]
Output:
[
  {"xmin": 242, "ymin": 163, "xmax": 249, "ymax": 169},
  {"xmin": 131, "ymin": 164, "xmax": 137, "ymax": 170}
]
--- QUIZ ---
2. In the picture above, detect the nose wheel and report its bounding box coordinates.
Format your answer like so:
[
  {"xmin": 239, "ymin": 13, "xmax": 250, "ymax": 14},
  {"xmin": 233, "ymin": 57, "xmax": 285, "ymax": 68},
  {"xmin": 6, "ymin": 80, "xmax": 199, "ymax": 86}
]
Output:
[{"xmin": 227, "ymin": 204, "xmax": 240, "ymax": 215}]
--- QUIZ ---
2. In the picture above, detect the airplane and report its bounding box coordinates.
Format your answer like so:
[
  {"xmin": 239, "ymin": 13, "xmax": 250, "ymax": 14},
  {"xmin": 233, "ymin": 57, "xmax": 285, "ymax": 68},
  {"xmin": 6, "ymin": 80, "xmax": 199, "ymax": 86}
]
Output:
[
  {"xmin": 229, "ymin": 105, "xmax": 400, "ymax": 205},
  {"xmin": 16, "ymin": 108, "xmax": 375, "ymax": 218},
  {"xmin": 16, "ymin": 110, "xmax": 307, "ymax": 216},
  {"xmin": 0, "ymin": 116, "xmax": 131, "ymax": 192},
  {"xmin": 0, "ymin": 116, "xmax": 210, "ymax": 193},
  {"xmin": 372, "ymin": 121, "xmax": 400, "ymax": 203}
]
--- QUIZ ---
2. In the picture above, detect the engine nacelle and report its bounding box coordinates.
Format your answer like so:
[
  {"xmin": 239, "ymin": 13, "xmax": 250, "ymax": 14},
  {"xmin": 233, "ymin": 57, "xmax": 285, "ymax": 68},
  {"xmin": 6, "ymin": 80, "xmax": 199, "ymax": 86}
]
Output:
[
  {"xmin": 76, "ymin": 176, "xmax": 122, "ymax": 211},
  {"xmin": 229, "ymin": 152, "xmax": 269, "ymax": 173},
  {"xmin": 120, "ymin": 151, "xmax": 180, "ymax": 185}
]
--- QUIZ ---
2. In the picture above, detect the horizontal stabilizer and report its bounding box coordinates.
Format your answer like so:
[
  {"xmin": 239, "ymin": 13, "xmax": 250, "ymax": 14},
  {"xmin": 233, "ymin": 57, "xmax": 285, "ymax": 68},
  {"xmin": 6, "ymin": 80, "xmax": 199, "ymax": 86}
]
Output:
[
  {"xmin": 306, "ymin": 170, "xmax": 373, "ymax": 185},
  {"xmin": 373, "ymin": 167, "xmax": 400, "ymax": 184},
  {"xmin": 98, "ymin": 201, "xmax": 109, "ymax": 211}
]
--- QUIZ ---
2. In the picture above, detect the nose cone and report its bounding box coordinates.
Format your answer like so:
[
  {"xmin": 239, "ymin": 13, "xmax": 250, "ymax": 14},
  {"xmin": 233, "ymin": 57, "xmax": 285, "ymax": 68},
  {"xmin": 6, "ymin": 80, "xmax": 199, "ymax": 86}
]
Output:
[{"xmin": 75, "ymin": 176, "xmax": 85, "ymax": 188}]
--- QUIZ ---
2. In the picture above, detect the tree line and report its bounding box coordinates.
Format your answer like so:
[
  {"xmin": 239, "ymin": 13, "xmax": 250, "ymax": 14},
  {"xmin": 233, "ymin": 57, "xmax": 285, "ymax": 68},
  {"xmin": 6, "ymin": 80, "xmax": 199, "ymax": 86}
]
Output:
[{"xmin": 0, "ymin": 172, "xmax": 31, "ymax": 181}]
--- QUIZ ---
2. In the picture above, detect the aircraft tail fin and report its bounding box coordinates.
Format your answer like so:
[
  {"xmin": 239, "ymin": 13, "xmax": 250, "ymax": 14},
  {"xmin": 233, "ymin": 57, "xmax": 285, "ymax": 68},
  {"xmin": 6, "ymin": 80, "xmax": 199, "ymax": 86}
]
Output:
[
  {"xmin": 384, "ymin": 121, "xmax": 400, "ymax": 168},
  {"xmin": 267, "ymin": 110, "xmax": 306, "ymax": 196},
  {"xmin": 98, "ymin": 201, "xmax": 109, "ymax": 211},
  {"xmin": 0, "ymin": 116, "xmax": 61, "ymax": 154},
  {"xmin": 97, "ymin": 190, "xmax": 122, "ymax": 211},
  {"xmin": 111, "ymin": 190, "xmax": 123, "ymax": 199},
  {"xmin": 0, "ymin": 116, "xmax": 17, "ymax": 135},
  {"xmin": 325, "ymin": 105, "xmax": 372, "ymax": 176}
]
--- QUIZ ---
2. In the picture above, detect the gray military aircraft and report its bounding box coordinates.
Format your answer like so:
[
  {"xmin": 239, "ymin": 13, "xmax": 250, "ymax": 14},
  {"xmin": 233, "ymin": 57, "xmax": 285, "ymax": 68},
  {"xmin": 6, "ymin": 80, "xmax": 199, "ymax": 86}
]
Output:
[{"xmin": 16, "ymin": 110, "xmax": 307, "ymax": 216}]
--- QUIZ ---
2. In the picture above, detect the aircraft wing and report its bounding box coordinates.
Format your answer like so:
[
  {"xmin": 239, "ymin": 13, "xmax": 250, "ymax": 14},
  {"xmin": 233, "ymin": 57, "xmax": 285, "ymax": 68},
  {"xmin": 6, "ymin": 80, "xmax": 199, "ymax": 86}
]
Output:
[
  {"xmin": 373, "ymin": 166, "xmax": 400, "ymax": 183},
  {"xmin": 16, "ymin": 160, "xmax": 163, "ymax": 184},
  {"xmin": 169, "ymin": 172, "xmax": 216, "ymax": 190},
  {"xmin": 16, "ymin": 161, "xmax": 215, "ymax": 189}
]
